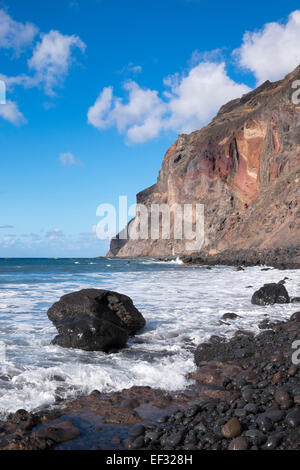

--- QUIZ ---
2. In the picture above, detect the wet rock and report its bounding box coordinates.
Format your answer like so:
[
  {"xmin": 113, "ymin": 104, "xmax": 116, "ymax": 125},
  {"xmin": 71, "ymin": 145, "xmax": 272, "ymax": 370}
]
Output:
[
  {"xmin": 275, "ymin": 390, "xmax": 291, "ymax": 405},
  {"xmin": 272, "ymin": 371, "xmax": 284, "ymax": 384},
  {"xmin": 165, "ymin": 431, "xmax": 184, "ymax": 447},
  {"xmin": 191, "ymin": 362, "xmax": 241, "ymax": 386},
  {"xmin": 251, "ymin": 283, "xmax": 290, "ymax": 306},
  {"xmin": 47, "ymin": 289, "xmax": 145, "ymax": 352},
  {"xmin": 35, "ymin": 421, "xmax": 81, "ymax": 443},
  {"xmin": 0, "ymin": 434, "xmax": 52, "ymax": 451},
  {"xmin": 222, "ymin": 313, "xmax": 240, "ymax": 320},
  {"xmin": 244, "ymin": 429, "xmax": 266, "ymax": 446},
  {"xmin": 257, "ymin": 416, "xmax": 273, "ymax": 432},
  {"xmin": 264, "ymin": 433, "xmax": 283, "ymax": 450},
  {"xmin": 234, "ymin": 348, "xmax": 252, "ymax": 359},
  {"xmin": 244, "ymin": 403, "xmax": 259, "ymax": 414},
  {"xmin": 265, "ymin": 409, "xmax": 285, "ymax": 422},
  {"xmin": 228, "ymin": 436, "xmax": 248, "ymax": 450},
  {"xmin": 290, "ymin": 311, "xmax": 300, "ymax": 322},
  {"xmin": 285, "ymin": 409, "xmax": 300, "ymax": 427},
  {"xmin": 130, "ymin": 424, "xmax": 145, "ymax": 438},
  {"xmin": 8, "ymin": 409, "xmax": 38, "ymax": 432},
  {"xmin": 121, "ymin": 398, "xmax": 139, "ymax": 409},
  {"xmin": 288, "ymin": 364, "xmax": 297, "ymax": 376},
  {"xmin": 129, "ymin": 436, "xmax": 145, "ymax": 449}
]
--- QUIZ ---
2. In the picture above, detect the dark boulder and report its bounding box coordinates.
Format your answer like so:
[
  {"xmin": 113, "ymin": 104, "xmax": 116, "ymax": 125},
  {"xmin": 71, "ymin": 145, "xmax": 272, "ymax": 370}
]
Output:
[
  {"xmin": 251, "ymin": 283, "xmax": 290, "ymax": 306},
  {"xmin": 222, "ymin": 313, "xmax": 240, "ymax": 320},
  {"xmin": 47, "ymin": 289, "xmax": 145, "ymax": 352},
  {"xmin": 290, "ymin": 311, "xmax": 300, "ymax": 322}
]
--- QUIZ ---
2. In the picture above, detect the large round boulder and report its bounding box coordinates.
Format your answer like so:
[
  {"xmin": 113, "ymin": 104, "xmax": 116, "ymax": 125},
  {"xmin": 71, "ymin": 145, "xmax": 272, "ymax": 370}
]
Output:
[
  {"xmin": 47, "ymin": 289, "xmax": 146, "ymax": 352},
  {"xmin": 251, "ymin": 283, "xmax": 290, "ymax": 306}
]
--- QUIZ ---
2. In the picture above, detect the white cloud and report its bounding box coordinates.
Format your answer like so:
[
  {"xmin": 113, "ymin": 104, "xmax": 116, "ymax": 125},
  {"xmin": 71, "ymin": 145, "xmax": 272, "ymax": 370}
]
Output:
[
  {"xmin": 0, "ymin": 11, "xmax": 86, "ymax": 125},
  {"xmin": 59, "ymin": 152, "xmax": 81, "ymax": 166},
  {"xmin": 45, "ymin": 228, "xmax": 65, "ymax": 240},
  {"xmin": 87, "ymin": 81, "xmax": 167, "ymax": 143},
  {"xmin": 1, "ymin": 29, "xmax": 86, "ymax": 100},
  {"xmin": 235, "ymin": 10, "xmax": 300, "ymax": 84},
  {"xmin": 0, "ymin": 8, "xmax": 38, "ymax": 54},
  {"xmin": 87, "ymin": 86, "xmax": 114, "ymax": 129},
  {"xmin": 88, "ymin": 62, "xmax": 250, "ymax": 143},
  {"xmin": 118, "ymin": 62, "xmax": 143, "ymax": 75},
  {"xmin": 1, "ymin": 235, "xmax": 16, "ymax": 247},
  {"xmin": 163, "ymin": 62, "xmax": 250, "ymax": 133},
  {"xmin": 28, "ymin": 30, "xmax": 86, "ymax": 96},
  {"xmin": 127, "ymin": 63, "xmax": 142, "ymax": 74},
  {"xmin": 0, "ymin": 99, "xmax": 26, "ymax": 125}
]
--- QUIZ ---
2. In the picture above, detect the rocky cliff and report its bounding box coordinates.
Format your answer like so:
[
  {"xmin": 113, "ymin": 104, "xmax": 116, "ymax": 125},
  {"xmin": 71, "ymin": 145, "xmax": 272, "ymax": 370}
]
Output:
[{"xmin": 108, "ymin": 66, "xmax": 300, "ymax": 265}]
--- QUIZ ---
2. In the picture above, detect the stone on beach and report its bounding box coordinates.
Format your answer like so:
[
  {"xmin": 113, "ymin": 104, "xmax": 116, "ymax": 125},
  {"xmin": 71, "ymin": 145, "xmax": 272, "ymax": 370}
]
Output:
[
  {"xmin": 47, "ymin": 288, "xmax": 145, "ymax": 352},
  {"xmin": 221, "ymin": 417, "xmax": 242, "ymax": 439},
  {"xmin": 251, "ymin": 282, "xmax": 290, "ymax": 306}
]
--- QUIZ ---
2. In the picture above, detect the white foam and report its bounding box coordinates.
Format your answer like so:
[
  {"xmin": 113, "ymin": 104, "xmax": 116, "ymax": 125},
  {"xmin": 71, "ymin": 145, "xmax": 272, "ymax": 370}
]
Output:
[{"xmin": 0, "ymin": 262, "xmax": 298, "ymax": 414}]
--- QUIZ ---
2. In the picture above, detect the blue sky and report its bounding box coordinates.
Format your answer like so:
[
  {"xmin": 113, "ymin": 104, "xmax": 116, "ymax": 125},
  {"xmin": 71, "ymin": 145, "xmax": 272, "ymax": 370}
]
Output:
[{"xmin": 1, "ymin": 0, "xmax": 300, "ymax": 257}]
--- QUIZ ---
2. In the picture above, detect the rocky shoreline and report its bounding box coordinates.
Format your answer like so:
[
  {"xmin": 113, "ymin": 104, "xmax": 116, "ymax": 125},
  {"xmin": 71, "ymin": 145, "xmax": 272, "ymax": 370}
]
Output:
[
  {"xmin": 0, "ymin": 307, "xmax": 299, "ymax": 450},
  {"xmin": 108, "ymin": 247, "xmax": 300, "ymax": 269},
  {"xmin": 161, "ymin": 247, "xmax": 300, "ymax": 270}
]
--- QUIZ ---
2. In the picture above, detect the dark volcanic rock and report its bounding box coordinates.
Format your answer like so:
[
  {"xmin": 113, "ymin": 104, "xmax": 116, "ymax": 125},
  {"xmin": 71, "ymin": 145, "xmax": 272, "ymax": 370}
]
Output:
[
  {"xmin": 35, "ymin": 421, "xmax": 81, "ymax": 443},
  {"xmin": 251, "ymin": 283, "xmax": 290, "ymax": 306},
  {"xmin": 1, "ymin": 313, "xmax": 299, "ymax": 451},
  {"xmin": 228, "ymin": 436, "xmax": 248, "ymax": 450},
  {"xmin": 128, "ymin": 314, "xmax": 300, "ymax": 452},
  {"xmin": 47, "ymin": 289, "xmax": 145, "ymax": 352},
  {"xmin": 222, "ymin": 313, "xmax": 240, "ymax": 320},
  {"xmin": 290, "ymin": 311, "xmax": 300, "ymax": 322}
]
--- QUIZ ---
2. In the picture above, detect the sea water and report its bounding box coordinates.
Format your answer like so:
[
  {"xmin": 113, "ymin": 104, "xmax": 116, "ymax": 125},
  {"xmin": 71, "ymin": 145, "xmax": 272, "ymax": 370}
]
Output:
[{"xmin": 0, "ymin": 257, "xmax": 298, "ymax": 416}]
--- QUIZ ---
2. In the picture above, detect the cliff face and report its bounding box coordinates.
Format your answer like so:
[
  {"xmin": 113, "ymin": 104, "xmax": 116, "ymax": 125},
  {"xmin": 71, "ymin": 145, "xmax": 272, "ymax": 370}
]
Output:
[{"xmin": 108, "ymin": 67, "xmax": 300, "ymax": 260}]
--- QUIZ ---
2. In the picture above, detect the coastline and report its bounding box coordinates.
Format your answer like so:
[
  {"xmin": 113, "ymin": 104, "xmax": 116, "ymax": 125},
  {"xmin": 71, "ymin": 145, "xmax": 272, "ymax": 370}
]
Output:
[
  {"xmin": 107, "ymin": 247, "xmax": 300, "ymax": 270},
  {"xmin": 0, "ymin": 310, "xmax": 299, "ymax": 450}
]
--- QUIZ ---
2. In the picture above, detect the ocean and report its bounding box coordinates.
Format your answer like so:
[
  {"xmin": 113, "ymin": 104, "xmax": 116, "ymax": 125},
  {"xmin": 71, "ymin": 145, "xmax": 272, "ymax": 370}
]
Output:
[{"xmin": 0, "ymin": 257, "xmax": 298, "ymax": 417}]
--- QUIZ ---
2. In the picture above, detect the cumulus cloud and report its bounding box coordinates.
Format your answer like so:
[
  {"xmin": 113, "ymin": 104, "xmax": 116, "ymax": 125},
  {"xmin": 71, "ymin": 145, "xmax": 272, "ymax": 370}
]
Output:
[
  {"xmin": 59, "ymin": 152, "xmax": 81, "ymax": 166},
  {"xmin": 163, "ymin": 62, "xmax": 250, "ymax": 133},
  {"xmin": 235, "ymin": 10, "xmax": 300, "ymax": 84},
  {"xmin": 0, "ymin": 8, "xmax": 38, "ymax": 55},
  {"xmin": 0, "ymin": 99, "xmax": 26, "ymax": 125},
  {"xmin": 88, "ymin": 61, "xmax": 250, "ymax": 143},
  {"xmin": 88, "ymin": 80, "xmax": 166, "ymax": 143},
  {"xmin": 1, "ymin": 30, "xmax": 86, "ymax": 96},
  {"xmin": 28, "ymin": 30, "xmax": 86, "ymax": 96},
  {"xmin": 0, "ymin": 11, "xmax": 86, "ymax": 125}
]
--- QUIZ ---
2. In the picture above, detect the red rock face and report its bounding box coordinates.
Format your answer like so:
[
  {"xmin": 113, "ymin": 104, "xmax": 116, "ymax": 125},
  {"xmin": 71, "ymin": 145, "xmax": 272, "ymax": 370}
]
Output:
[{"xmin": 109, "ymin": 67, "xmax": 300, "ymax": 259}]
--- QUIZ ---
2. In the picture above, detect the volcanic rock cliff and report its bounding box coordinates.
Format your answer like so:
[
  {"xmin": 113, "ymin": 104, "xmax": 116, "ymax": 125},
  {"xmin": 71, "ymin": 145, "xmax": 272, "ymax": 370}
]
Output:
[{"xmin": 108, "ymin": 66, "xmax": 300, "ymax": 265}]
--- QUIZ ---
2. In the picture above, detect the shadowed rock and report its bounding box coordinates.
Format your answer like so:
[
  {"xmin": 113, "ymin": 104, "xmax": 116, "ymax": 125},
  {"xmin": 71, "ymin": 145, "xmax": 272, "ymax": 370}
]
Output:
[
  {"xmin": 251, "ymin": 283, "xmax": 290, "ymax": 306},
  {"xmin": 47, "ymin": 289, "xmax": 145, "ymax": 352}
]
